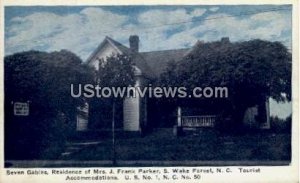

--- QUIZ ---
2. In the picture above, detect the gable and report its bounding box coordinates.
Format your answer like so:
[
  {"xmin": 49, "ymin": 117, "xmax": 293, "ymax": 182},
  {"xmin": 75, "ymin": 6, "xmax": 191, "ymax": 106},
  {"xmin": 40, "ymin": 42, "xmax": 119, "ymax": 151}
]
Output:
[{"xmin": 87, "ymin": 38, "xmax": 123, "ymax": 70}]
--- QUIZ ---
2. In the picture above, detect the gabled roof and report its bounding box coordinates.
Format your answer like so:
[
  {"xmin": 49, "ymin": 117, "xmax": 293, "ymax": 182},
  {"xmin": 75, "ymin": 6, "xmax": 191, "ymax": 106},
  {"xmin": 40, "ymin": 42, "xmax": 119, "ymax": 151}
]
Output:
[
  {"xmin": 86, "ymin": 36, "xmax": 131, "ymax": 64},
  {"xmin": 138, "ymin": 48, "xmax": 190, "ymax": 78},
  {"xmin": 105, "ymin": 37, "xmax": 132, "ymax": 54},
  {"xmin": 86, "ymin": 36, "xmax": 192, "ymax": 79}
]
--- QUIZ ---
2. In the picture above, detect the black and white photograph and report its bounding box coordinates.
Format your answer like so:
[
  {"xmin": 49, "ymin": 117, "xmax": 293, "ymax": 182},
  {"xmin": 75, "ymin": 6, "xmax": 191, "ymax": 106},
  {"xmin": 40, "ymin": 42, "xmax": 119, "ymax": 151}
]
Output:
[{"xmin": 1, "ymin": 1, "xmax": 299, "ymax": 182}]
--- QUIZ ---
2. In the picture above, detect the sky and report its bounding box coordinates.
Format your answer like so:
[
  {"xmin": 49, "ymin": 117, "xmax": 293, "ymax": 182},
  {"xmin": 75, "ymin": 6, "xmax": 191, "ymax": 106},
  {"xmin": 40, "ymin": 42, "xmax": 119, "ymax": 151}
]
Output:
[{"xmin": 4, "ymin": 5, "xmax": 292, "ymax": 118}]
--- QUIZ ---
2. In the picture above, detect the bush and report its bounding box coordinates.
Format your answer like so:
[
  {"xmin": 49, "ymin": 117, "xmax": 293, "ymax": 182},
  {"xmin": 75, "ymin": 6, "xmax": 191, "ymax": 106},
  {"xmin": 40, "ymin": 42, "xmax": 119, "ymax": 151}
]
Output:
[
  {"xmin": 5, "ymin": 114, "xmax": 69, "ymax": 160},
  {"xmin": 270, "ymin": 115, "xmax": 291, "ymax": 133},
  {"xmin": 4, "ymin": 50, "xmax": 93, "ymax": 160}
]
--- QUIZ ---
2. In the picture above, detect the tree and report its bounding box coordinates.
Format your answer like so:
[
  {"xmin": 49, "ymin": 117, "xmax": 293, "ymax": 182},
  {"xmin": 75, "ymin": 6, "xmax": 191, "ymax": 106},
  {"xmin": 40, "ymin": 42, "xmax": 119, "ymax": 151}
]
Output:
[
  {"xmin": 98, "ymin": 54, "xmax": 135, "ymax": 88},
  {"xmin": 95, "ymin": 54, "xmax": 135, "ymax": 164},
  {"xmin": 4, "ymin": 50, "xmax": 94, "ymax": 159},
  {"xmin": 89, "ymin": 54, "xmax": 135, "ymax": 127},
  {"xmin": 160, "ymin": 39, "xmax": 291, "ymax": 130}
]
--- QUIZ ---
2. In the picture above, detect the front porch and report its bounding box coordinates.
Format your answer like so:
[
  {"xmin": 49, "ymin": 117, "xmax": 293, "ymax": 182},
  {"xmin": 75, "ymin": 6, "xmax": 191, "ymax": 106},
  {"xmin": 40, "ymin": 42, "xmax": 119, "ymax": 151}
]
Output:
[{"xmin": 76, "ymin": 98, "xmax": 271, "ymax": 136}]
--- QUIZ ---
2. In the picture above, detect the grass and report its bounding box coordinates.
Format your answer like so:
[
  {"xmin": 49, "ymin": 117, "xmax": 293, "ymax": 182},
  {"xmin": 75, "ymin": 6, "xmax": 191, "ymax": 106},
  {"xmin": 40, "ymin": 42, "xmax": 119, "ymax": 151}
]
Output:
[{"xmin": 64, "ymin": 128, "xmax": 291, "ymax": 162}]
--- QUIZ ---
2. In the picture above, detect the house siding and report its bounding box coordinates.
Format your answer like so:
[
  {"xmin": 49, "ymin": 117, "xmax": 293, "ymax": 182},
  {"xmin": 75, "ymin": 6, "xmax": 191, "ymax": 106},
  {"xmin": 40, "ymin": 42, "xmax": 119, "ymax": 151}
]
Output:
[
  {"xmin": 90, "ymin": 43, "xmax": 120, "ymax": 70},
  {"xmin": 243, "ymin": 100, "xmax": 270, "ymax": 129},
  {"xmin": 123, "ymin": 96, "xmax": 140, "ymax": 131},
  {"xmin": 76, "ymin": 115, "xmax": 88, "ymax": 131},
  {"xmin": 123, "ymin": 76, "xmax": 144, "ymax": 131}
]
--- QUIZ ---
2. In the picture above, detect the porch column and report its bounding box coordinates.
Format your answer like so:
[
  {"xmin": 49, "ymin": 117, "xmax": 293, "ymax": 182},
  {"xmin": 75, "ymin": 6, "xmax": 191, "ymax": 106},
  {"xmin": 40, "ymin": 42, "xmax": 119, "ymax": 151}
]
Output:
[
  {"xmin": 174, "ymin": 106, "xmax": 183, "ymax": 136},
  {"xmin": 263, "ymin": 99, "xmax": 271, "ymax": 129},
  {"xmin": 177, "ymin": 106, "xmax": 182, "ymax": 127}
]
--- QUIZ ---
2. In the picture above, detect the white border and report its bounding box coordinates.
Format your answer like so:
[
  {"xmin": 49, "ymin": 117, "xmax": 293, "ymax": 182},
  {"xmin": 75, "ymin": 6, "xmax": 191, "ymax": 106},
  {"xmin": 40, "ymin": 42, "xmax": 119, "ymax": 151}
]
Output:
[{"xmin": 0, "ymin": 0, "xmax": 298, "ymax": 182}]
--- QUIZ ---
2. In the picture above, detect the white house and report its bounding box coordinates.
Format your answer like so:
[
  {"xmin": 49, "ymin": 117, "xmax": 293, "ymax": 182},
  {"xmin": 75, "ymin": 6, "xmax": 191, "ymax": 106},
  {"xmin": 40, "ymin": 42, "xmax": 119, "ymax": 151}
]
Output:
[{"xmin": 83, "ymin": 35, "xmax": 270, "ymax": 132}]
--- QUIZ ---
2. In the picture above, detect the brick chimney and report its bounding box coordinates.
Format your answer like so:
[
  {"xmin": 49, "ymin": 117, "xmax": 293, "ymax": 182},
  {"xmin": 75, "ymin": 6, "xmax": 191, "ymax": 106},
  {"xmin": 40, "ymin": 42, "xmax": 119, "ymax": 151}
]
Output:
[
  {"xmin": 129, "ymin": 35, "xmax": 139, "ymax": 52},
  {"xmin": 221, "ymin": 37, "xmax": 230, "ymax": 44}
]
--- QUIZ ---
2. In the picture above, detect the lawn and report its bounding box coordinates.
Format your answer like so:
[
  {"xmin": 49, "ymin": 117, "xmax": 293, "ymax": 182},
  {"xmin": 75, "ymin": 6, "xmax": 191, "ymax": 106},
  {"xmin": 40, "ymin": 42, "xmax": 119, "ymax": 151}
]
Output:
[{"xmin": 64, "ymin": 128, "xmax": 291, "ymax": 162}]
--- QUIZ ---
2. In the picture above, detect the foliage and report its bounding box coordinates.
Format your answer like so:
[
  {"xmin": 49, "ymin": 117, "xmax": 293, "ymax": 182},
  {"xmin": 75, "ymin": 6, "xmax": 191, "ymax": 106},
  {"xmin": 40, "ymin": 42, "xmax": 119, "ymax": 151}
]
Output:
[
  {"xmin": 270, "ymin": 115, "xmax": 292, "ymax": 133},
  {"xmin": 97, "ymin": 54, "xmax": 135, "ymax": 88},
  {"xmin": 159, "ymin": 39, "xmax": 291, "ymax": 128},
  {"xmin": 4, "ymin": 50, "xmax": 94, "ymax": 159},
  {"xmin": 88, "ymin": 54, "xmax": 135, "ymax": 129}
]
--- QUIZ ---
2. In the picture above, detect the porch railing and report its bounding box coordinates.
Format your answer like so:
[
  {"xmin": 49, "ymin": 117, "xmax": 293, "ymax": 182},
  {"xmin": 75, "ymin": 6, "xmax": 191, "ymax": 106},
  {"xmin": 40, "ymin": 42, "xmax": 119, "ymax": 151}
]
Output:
[{"xmin": 181, "ymin": 115, "xmax": 216, "ymax": 127}]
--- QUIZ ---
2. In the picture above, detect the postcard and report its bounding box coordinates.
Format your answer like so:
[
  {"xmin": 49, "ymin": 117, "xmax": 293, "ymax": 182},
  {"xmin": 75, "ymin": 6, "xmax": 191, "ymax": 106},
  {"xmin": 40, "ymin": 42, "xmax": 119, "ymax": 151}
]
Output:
[{"xmin": 0, "ymin": 0, "xmax": 299, "ymax": 182}]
